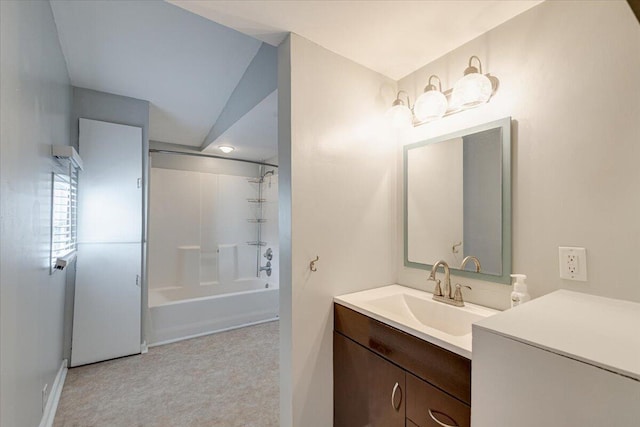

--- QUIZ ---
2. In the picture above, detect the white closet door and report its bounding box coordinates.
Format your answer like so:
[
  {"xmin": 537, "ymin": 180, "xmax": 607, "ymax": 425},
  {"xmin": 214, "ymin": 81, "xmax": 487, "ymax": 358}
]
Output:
[
  {"xmin": 71, "ymin": 243, "xmax": 141, "ymax": 366},
  {"xmin": 72, "ymin": 118, "xmax": 142, "ymax": 366},
  {"xmin": 77, "ymin": 118, "xmax": 142, "ymax": 243}
]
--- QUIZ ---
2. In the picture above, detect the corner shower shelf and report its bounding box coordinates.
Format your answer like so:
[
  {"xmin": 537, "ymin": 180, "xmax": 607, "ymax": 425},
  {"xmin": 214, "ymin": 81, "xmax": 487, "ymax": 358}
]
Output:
[
  {"xmin": 247, "ymin": 178, "xmax": 263, "ymax": 184},
  {"xmin": 247, "ymin": 241, "xmax": 267, "ymax": 246},
  {"xmin": 247, "ymin": 219, "xmax": 267, "ymax": 223},
  {"xmin": 247, "ymin": 198, "xmax": 267, "ymax": 203}
]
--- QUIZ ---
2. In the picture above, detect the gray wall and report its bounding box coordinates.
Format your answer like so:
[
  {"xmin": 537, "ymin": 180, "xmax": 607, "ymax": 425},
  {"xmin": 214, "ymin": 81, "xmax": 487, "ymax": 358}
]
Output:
[
  {"xmin": 67, "ymin": 87, "xmax": 150, "ymax": 357},
  {"xmin": 0, "ymin": 1, "xmax": 72, "ymax": 425}
]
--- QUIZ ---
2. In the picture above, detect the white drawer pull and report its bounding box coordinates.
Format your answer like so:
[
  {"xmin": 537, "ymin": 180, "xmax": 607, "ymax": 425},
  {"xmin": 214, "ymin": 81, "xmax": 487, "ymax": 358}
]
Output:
[{"xmin": 428, "ymin": 408, "xmax": 458, "ymax": 427}]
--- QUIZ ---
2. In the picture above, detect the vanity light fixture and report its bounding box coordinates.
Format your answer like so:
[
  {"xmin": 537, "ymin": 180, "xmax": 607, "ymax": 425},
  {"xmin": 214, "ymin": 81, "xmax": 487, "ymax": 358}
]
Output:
[
  {"xmin": 388, "ymin": 56, "xmax": 496, "ymax": 129},
  {"xmin": 450, "ymin": 56, "xmax": 493, "ymax": 111},
  {"xmin": 218, "ymin": 145, "xmax": 235, "ymax": 154},
  {"xmin": 414, "ymin": 75, "xmax": 448, "ymax": 122},
  {"xmin": 387, "ymin": 90, "xmax": 414, "ymax": 129}
]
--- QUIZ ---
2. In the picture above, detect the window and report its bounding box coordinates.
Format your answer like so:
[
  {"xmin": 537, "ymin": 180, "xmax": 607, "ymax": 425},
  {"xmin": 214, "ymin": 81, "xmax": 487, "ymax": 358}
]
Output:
[{"xmin": 50, "ymin": 168, "xmax": 78, "ymax": 272}]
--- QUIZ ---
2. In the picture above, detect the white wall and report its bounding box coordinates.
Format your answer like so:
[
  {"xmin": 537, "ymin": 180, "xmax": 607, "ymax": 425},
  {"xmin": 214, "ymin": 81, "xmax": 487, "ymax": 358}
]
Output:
[
  {"xmin": 0, "ymin": 1, "xmax": 72, "ymax": 425},
  {"xmin": 397, "ymin": 0, "xmax": 640, "ymax": 309},
  {"xmin": 279, "ymin": 34, "xmax": 398, "ymax": 427}
]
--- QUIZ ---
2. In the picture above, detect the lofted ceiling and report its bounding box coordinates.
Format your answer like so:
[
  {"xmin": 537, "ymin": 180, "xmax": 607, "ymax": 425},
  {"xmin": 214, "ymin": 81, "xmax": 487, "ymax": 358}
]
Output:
[
  {"xmin": 50, "ymin": 0, "xmax": 262, "ymax": 147},
  {"xmin": 203, "ymin": 90, "xmax": 278, "ymax": 162},
  {"xmin": 168, "ymin": 0, "xmax": 544, "ymax": 80},
  {"xmin": 50, "ymin": 0, "xmax": 544, "ymax": 160}
]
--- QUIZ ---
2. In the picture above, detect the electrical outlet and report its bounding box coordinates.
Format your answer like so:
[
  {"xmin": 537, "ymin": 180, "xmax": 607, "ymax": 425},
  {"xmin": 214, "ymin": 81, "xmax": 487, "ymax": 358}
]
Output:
[
  {"xmin": 559, "ymin": 247, "xmax": 587, "ymax": 281},
  {"xmin": 567, "ymin": 254, "xmax": 577, "ymax": 274},
  {"xmin": 42, "ymin": 383, "xmax": 49, "ymax": 412}
]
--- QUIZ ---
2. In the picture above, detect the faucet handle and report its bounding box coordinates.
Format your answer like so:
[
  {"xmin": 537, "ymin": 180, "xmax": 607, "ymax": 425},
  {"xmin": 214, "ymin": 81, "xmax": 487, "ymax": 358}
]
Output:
[{"xmin": 453, "ymin": 284, "xmax": 472, "ymax": 304}]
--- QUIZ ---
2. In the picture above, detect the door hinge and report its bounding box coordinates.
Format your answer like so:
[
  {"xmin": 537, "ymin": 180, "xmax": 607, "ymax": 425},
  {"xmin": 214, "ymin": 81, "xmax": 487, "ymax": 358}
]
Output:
[
  {"xmin": 137, "ymin": 178, "xmax": 142, "ymax": 188},
  {"xmin": 136, "ymin": 274, "xmax": 140, "ymax": 287}
]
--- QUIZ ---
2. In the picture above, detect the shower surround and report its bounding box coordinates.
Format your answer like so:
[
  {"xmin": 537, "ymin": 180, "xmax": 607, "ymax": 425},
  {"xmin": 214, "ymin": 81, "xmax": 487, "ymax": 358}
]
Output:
[{"xmin": 148, "ymin": 166, "xmax": 279, "ymax": 345}]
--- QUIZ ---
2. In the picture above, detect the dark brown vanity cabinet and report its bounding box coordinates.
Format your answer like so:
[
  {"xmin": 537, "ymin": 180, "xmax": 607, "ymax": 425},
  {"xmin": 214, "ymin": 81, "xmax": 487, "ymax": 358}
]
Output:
[{"xmin": 334, "ymin": 303, "xmax": 471, "ymax": 427}]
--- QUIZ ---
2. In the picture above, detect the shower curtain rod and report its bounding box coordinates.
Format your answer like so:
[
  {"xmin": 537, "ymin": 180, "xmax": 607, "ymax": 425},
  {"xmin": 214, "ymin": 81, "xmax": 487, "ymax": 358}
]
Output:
[{"xmin": 149, "ymin": 149, "xmax": 278, "ymax": 168}]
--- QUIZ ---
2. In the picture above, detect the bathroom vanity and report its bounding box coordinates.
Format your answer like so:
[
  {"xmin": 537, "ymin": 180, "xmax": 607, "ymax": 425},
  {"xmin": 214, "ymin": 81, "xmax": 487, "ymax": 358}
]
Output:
[{"xmin": 333, "ymin": 285, "xmax": 497, "ymax": 427}]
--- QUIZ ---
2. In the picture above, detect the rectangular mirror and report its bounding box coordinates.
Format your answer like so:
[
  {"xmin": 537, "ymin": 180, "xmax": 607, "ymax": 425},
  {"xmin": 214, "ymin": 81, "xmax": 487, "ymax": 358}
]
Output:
[{"xmin": 404, "ymin": 117, "xmax": 511, "ymax": 284}]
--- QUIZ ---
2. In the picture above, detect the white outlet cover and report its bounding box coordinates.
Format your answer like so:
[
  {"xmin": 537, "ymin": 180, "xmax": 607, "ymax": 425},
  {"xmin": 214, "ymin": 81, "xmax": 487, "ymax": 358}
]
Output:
[{"xmin": 559, "ymin": 247, "xmax": 587, "ymax": 281}]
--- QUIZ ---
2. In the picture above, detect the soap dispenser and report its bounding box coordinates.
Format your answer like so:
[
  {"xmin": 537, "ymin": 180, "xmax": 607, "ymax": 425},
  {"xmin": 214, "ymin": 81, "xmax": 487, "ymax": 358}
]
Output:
[{"xmin": 510, "ymin": 274, "xmax": 531, "ymax": 308}]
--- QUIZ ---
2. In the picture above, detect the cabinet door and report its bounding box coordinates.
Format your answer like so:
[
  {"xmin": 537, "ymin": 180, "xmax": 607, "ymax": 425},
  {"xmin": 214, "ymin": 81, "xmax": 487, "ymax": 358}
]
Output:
[{"xmin": 334, "ymin": 332, "xmax": 405, "ymax": 427}]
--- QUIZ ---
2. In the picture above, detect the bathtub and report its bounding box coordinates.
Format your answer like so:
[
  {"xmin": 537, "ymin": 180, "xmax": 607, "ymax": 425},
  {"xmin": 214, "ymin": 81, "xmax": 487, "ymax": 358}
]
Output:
[{"xmin": 148, "ymin": 279, "xmax": 279, "ymax": 345}]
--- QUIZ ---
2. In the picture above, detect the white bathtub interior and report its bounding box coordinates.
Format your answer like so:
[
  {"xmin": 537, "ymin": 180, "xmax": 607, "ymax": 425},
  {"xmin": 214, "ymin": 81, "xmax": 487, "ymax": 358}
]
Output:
[{"xmin": 148, "ymin": 159, "xmax": 279, "ymax": 345}]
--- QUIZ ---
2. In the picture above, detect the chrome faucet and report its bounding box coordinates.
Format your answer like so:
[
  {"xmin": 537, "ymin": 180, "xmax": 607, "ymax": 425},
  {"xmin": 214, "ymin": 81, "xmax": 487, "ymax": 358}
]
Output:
[
  {"xmin": 460, "ymin": 255, "xmax": 481, "ymax": 272},
  {"xmin": 428, "ymin": 260, "xmax": 471, "ymax": 307}
]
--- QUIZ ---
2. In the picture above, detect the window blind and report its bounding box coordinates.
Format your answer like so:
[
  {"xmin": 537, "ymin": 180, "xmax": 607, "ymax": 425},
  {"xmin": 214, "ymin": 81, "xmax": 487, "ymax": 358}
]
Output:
[{"xmin": 51, "ymin": 167, "xmax": 78, "ymax": 271}]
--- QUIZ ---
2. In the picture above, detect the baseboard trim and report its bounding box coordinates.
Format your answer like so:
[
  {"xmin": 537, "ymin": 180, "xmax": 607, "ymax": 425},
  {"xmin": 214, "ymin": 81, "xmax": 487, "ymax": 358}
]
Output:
[
  {"xmin": 148, "ymin": 317, "xmax": 279, "ymax": 348},
  {"xmin": 39, "ymin": 359, "xmax": 68, "ymax": 427}
]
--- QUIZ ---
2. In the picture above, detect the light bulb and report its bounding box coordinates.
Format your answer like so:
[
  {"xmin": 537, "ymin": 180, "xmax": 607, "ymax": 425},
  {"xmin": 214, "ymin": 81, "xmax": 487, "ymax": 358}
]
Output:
[
  {"xmin": 450, "ymin": 71, "xmax": 492, "ymax": 111},
  {"xmin": 387, "ymin": 104, "xmax": 413, "ymax": 129},
  {"xmin": 414, "ymin": 89, "xmax": 448, "ymax": 122}
]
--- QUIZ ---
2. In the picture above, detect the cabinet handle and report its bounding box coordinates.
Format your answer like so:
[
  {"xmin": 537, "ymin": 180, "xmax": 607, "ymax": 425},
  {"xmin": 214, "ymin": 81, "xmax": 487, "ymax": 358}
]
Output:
[
  {"xmin": 428, "ymin": 409, "xmax": 458, "ymax": 427},
  {"xmin": 391, "ymin": 382, "xmax": 402, "ymax": 411}
]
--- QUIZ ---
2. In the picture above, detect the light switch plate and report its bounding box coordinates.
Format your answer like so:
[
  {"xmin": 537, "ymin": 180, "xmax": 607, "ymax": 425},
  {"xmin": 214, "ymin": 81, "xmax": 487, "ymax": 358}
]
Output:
[{"xmin": 559, "ymin": 247, "xmax": 587, "ymax": 281}]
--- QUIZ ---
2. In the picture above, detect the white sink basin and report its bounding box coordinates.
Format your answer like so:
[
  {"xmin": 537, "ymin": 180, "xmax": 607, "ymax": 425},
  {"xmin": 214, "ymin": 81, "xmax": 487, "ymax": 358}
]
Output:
[
  {"xmin": 334, "ymin": 285, "xmax": 499, "ymax": 358},
  {"xmin": 367, "ymin": 293, "xmax": 487, "ymax": 336}
]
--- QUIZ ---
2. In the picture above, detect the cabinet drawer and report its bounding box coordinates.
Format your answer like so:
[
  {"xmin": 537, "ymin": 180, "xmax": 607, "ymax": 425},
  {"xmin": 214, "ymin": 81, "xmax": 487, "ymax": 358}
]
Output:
[
  {"xmin": 334, "ymin": 304, "xmax": 471, "ymax": 404},
  {"xmin": 406, "ymin": 373, "xmax": 470, "ymax": 427}
]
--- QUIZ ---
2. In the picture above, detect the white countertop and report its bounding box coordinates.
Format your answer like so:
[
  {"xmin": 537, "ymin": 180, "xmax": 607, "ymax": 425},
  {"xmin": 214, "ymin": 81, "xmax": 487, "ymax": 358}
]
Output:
[
  {"xmin": 334, "ymin": 284, "xmax": 499, "ymax": 359},
  {"xmin": 474, "ymin": 290, "xmax": 640, "ymax": 381}
]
